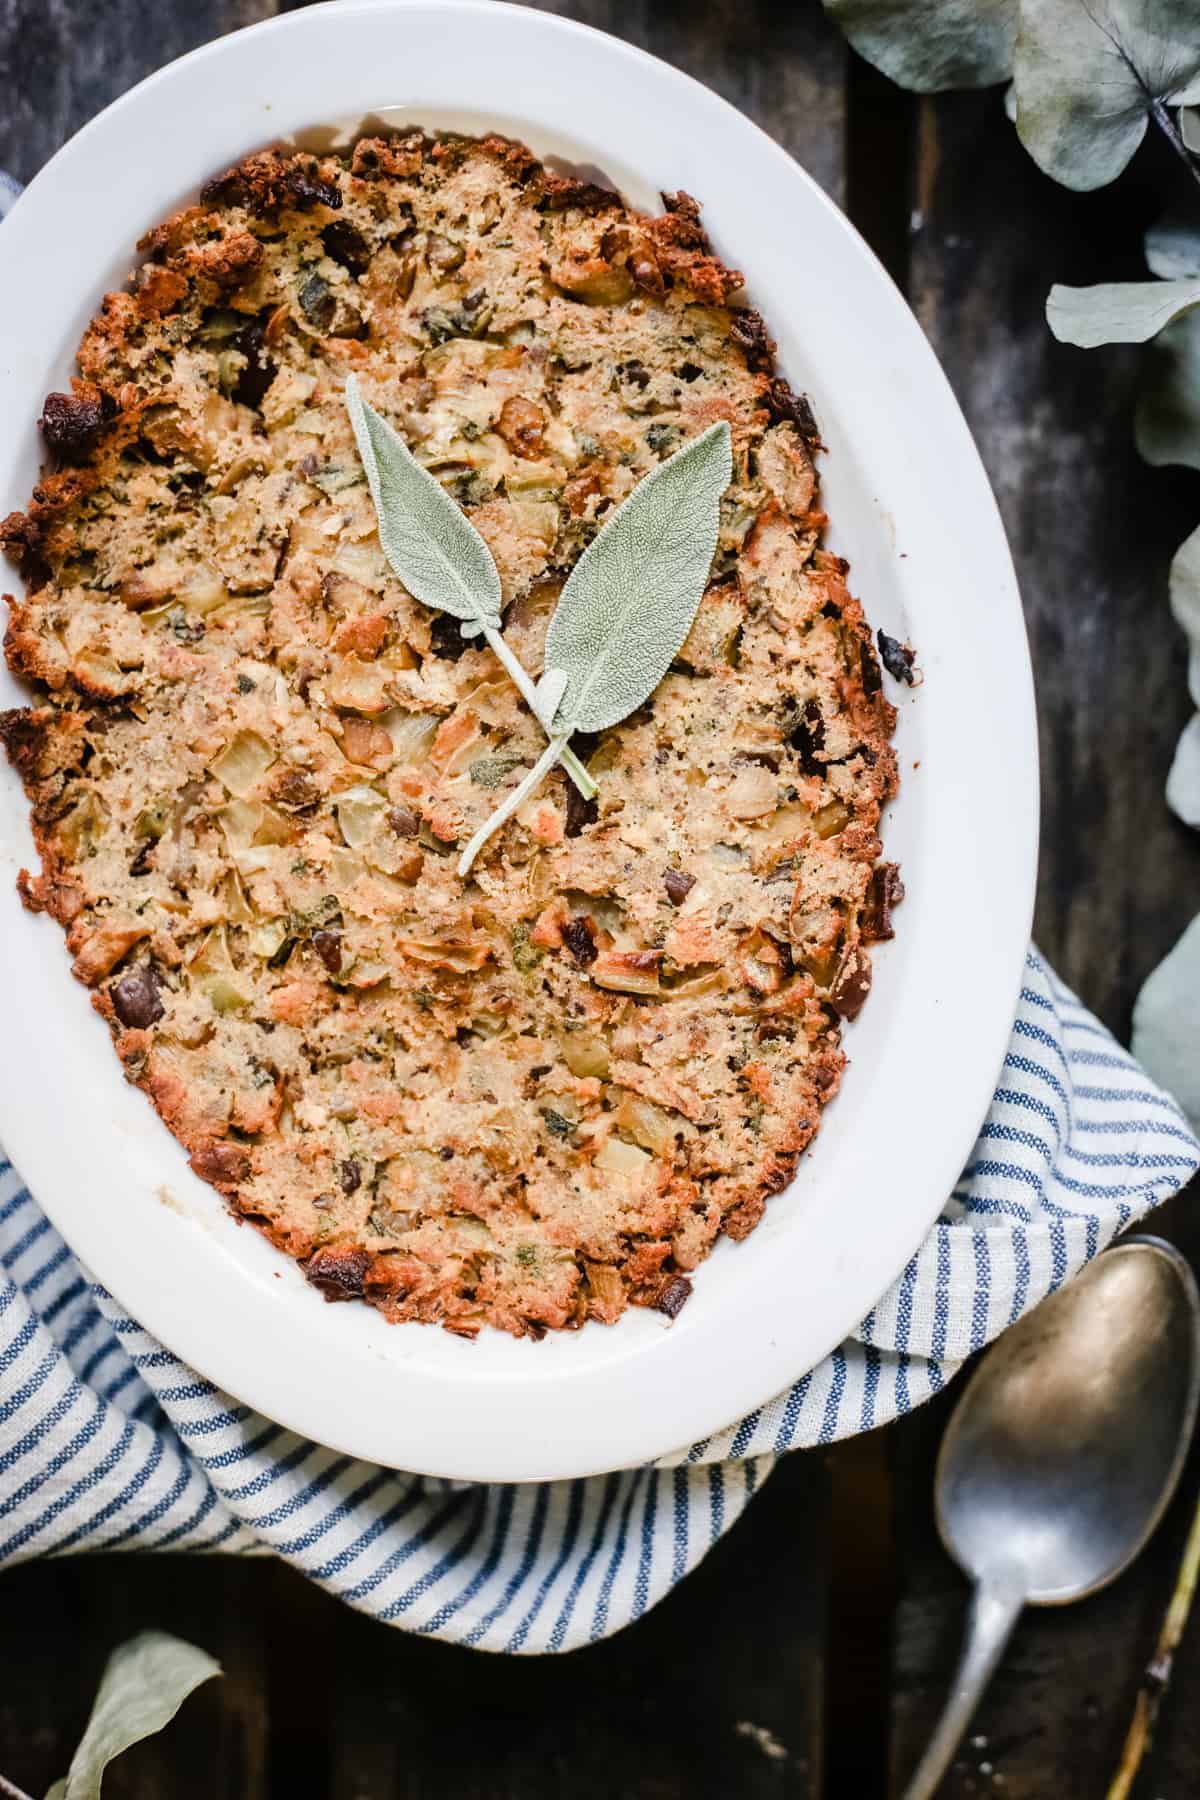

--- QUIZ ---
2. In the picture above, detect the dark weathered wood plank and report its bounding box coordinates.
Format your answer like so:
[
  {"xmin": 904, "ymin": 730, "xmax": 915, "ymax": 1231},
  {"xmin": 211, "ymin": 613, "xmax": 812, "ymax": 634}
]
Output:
[
  {"xmin": 0, "ymin": 0, "xmax": 277, "ymax": 185},
  {"xmin": 529, "ymin": 0, "xmax": 847, "ymax": 205},
  {"xmin": 889, "ymin": 1187, "xmax": 1200, "ymax": 1800},
  {"xmin": 891, "ymin": 88, "xmax": 1200, "ymax": 1798},
  {"xmin": 0, "ymin": 1556, "xmax": 269, "ymax": 1799},
  {"xmin": 907, "ymin": 90, "xmax": 1200, "ymax": 1038},
  {"xmin": 324, "ymin": 1454, "xmax": 828, "ymax": 1800}
]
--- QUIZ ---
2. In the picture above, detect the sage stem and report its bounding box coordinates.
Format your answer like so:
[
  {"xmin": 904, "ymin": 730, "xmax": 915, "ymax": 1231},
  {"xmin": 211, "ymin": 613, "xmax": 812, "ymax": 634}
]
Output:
[
  {"xmin": 457, "ymin": 733, "xmax": 569, "ymax": 877},
  {"xmin": 479, "ymin": 623, "xmax": 597, "ymax": 801}
]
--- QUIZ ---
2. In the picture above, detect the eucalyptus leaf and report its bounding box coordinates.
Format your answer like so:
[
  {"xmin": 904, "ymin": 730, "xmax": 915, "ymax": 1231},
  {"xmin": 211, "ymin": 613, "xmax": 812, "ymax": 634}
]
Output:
[
  {"xmin": 1170, "ymin": 522, "xmax": 1200, "ymax": 707},
  {"xmin": 1136, "ymin": 310, "xmax": 1200, "ymax": 469},
  {"xmin": 345, "ymin": 373, "xmax": 502, "ymax": 632},
  {"xmin": 1146, "ymin": 208, "xmax": 1200, "ymax": 280},
  {"xmin": 46, "ymin": 1632, "xmax": 220, "ymax": 1800},
  {"xmin": 456, "ymin": 421, "xmax": 732, "ymax": 875},
  {"xmin": 344, "ymin": 377, "xmax": 595, "ymax": 801},
  {"xmin": 822, "ymin": 0, "xmax": 1016, "ymax": 91},
  {"xmin": 1015, "ymin": 0, "xmax": 1200, "ymax": 191},
  {"xmin": 1132, "ymin": 910, "xmax": 1200, "ymax": 1130},
  {"xmin": 1166, "ymin": 713, "xmax": 1200, "ymax": 826},
  {"xmin": 1047, "ymin": 277, "xmax": 1200, "ymax": 348},
  {"xmin": 539, "ymin": 421, "xmax": 733, "ymax": 736}
]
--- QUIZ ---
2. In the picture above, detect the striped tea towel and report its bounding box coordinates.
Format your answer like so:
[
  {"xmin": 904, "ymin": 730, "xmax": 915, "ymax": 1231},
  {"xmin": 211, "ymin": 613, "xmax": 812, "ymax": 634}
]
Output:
[{"xmin": 2, "ymin": 949, "xmax": 1197, "ymax": 1651}]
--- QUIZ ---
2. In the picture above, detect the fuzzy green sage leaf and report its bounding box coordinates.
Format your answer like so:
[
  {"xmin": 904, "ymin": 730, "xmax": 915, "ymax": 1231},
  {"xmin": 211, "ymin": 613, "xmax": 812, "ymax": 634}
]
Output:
[
  {"xmin": 539, "ymin": 420, "xmax": 733, "ymax": 736},
  {"xmin": 1047, "ymin": 278, "xmax": 1200, "ymax": 349},
  {"xmin": 344, "ymin": 376, "xmax": 595, "ymax": 802},
  {"xmin": 821, "ymin": 0, "xmax": 1016, "ymax": 91},
  {"xmin": 345, "ymin": 372, "xmax": 502, "ymax": 633},
  {"xmin": 1014, "ymin": 0, "xmax": 1200, "ymax": 191},
  {"xmin": 457, "ymin": 421, "xmax": 733, "ymax": 876},
  {"xmin": 45, "ymin": 1632, "xmax": 221, "ymax": 1800}
]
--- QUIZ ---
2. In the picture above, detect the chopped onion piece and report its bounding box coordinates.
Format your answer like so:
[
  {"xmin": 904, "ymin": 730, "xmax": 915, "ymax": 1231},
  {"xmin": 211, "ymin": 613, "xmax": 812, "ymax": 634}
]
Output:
[
  {"xmin": 561, "ymin": 1032, "xmax": 611, "ymax": 1080},
  {"xmin": 382, "ymin": 709, "xmax": 440, "ymax": 765},
  {"xmin": 612, "ymin": 1092, "xmax": 677, "ymax": 1154},
  {"xmin": 335, "ymin": 783, "xmax": 389, "ymax": 852},
  {"xmin": 595, "ymin": 1135, "xmax": 653, "ymax": 1176},
  {"xmin": 209, "ymin": 731, "xmax": 276, "ymax": 799}
]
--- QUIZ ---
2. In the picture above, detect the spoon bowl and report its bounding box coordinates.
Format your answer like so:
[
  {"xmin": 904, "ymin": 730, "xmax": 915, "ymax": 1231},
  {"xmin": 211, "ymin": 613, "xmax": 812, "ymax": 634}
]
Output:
[
  {"xmin": 937, "ymin": 1236, "xmax": 1200, "ymax": 1603},
  {"xmin": 906, "ymin": 1236, "xmax": 1200, "ymax": 1800}
]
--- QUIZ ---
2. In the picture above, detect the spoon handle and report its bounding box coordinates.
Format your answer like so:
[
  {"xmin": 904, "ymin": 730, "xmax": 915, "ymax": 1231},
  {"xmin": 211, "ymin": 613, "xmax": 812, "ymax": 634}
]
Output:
[{"xmin": 903, "ymin": 1576, "xmax": 1025, "ymax": 1800}]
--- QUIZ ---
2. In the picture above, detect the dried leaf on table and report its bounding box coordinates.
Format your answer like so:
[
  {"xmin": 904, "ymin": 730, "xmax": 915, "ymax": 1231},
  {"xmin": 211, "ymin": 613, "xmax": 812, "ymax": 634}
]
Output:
[
  {"xmin": 45, "ymin": 1631, "xmax": 221, "ymax": 1800},
  {"xmin": 1146, "ymin": 207, "xmax": 1200, "ymax": 280},
  {"xmin": 821, "ymin": 0, "xmax": 1016, "ymax": 91},
  {"xmin": 1170, "ymin": 522, "xmax": 1200, "ymax": 708},
  {"xmin": 1132, "ymin": 912, "xmax": 1200, "ymax": 1131},
  {"xmin": 1167, "ymin": 715, "xmax": 1200, "ymax": 828},
  {"xmin": 1047, "ymin": 278, "xmax": 1200, "ymax": 349},
  {"xmin": 1137, "ymin": 311, "xmax": 1200, "ymax": 471},
  {"xmin": 1015, "ymin": 0, "xmax": 1200, "ymax": 190}
]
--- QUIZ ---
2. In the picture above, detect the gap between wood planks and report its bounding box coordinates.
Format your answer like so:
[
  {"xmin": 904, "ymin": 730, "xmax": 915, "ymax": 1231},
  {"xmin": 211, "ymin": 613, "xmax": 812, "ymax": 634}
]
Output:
[{"xmin": 822, "ymin": 47, "xmax": 916, "ymax": 1800}]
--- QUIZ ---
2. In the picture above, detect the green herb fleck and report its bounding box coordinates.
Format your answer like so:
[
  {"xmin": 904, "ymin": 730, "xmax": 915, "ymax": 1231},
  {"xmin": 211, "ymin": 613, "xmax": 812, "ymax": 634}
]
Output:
[
  {"xmin": 469, "ymin": 753, "xmax": 527, "ymax": 789},
  {"xmin": 510, "ymin": 923, "xmax": 544, "ymax": 973}
]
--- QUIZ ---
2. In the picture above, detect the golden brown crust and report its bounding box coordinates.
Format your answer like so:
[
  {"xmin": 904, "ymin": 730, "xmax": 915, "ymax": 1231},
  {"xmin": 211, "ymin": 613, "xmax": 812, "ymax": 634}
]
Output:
[{"xmin": 2, "ymin": 129, "xmax": 900, "ymax": 1338}]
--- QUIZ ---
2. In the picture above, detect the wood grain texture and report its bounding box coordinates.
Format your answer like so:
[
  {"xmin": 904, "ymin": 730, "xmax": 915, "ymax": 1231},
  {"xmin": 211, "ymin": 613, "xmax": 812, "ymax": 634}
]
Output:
[
  {"xmin": 888, "ymin": 1203, "xmax": 1200, "ymax": 1800},
  {"xmin": 907, "ymin": 92, "xmax": 1200, "ymax": 1038},
  {"xmin": 0, "ymin": 0, "xmax": 275, "ymax": 184},
  {"xmin": 0, "ymin": 1557, "xmax": 269, "ymax": 1799},
  {"xmin": 889, "ymin": 85, "xmax": 1200, "ymax": 1800},
  {"xmin": 324, "ymin": 1454, "xmax": 827, "ymax": 1800}
]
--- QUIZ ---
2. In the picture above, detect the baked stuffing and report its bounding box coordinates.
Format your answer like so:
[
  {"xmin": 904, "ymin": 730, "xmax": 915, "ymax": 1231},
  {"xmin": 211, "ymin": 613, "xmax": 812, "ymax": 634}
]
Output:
[{"xmin": 1, "ymin": 131, "xmax": 900, "ymax": 1336}]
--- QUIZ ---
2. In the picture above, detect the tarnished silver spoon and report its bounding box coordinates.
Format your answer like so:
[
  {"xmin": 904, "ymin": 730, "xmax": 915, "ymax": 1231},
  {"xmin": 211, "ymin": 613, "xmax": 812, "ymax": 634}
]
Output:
[{"xmin": 904, "ymin": 1235, "xmax": 1200, "ymax": 1800}]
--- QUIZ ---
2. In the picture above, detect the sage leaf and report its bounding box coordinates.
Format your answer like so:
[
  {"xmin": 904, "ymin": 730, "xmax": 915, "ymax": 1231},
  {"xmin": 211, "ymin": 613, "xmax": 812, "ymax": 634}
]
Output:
[
  {"xmin": 1132, "ymin": 911, "xmax": 1200, "ymax": 1130},
  {"xmin": 1014, "ymin": 0, "xmax": 1200, "ymax": 191},
  {"xmin": 539, "ymin": 421, "xmax": 733, "ymax": 736},
  {"xmin": 457, "ymin": 421, "xmax": 732, "ymax": 875},
  {"xmin": 822, "ymin": 0, "xmax": 1016, "ymax": 91},
  {"xmin": 1146, "ymin": 208, "xmax": 1200, "ymax": 280},
  {"xmin": 345, "ymin": 373, "xmax": 501, "ymax": 633},
  {"xmin": 1167, "ymin": 714, "xmax": 1200, "ymax": 827},
  {"xmin": 344, "ymin": 376, "xmax": 595, "ymax": 800},
  {"xmin": 1046, "ymin": 278, "xmax": 1200, "ymax": 348},
  {"xmin": 47, "ymin": 1632, "xmax": 220, "ymax": 1800},
  {"xmin": 1136, "ymin": 311, "xmax": 1200, "ymax": 469}
]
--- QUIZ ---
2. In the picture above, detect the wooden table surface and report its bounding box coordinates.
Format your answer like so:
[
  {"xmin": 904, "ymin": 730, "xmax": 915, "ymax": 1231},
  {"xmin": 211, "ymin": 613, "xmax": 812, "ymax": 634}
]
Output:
[{"xmin": 2, "ymin": 2, "xmax": 1199, "ymax": 1794}]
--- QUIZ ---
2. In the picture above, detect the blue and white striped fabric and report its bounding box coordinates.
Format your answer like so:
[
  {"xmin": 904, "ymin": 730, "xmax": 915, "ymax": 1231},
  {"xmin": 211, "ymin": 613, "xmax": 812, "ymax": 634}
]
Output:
[
  {"xmin": 3, "ymin": 177, "xmax": 1198, "ymax": 1650},
  {"xmin": 2, "ymin": 949, "xmax": 1197, "ymax": 1649}
]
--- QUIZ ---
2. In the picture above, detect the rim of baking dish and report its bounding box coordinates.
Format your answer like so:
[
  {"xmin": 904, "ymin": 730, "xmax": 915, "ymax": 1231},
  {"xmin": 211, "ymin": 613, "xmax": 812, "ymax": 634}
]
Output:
[{"xmin": 0, "ymin": 0, "xmax": 1038, "ymax": 1482}]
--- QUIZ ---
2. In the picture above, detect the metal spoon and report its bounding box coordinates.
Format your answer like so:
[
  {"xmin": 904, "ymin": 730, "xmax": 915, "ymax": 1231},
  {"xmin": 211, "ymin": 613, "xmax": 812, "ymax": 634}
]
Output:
[{"xmin": 904, "ymin": 1235, "xmax": 1200, "ymax": 1800}]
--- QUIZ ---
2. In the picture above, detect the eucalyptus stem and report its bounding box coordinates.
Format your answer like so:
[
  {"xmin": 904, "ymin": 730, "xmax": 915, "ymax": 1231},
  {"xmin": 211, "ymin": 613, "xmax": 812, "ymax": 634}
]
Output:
[
  {"xmin": 1106, "ymin": 1484, "xmax": 1200, "ymax": 1800},
  {"xmin": 0, "ymin": 1776, "xmax": 36, "ymax": 1800},
  {"xmin": 479, "ymin": 623, "xmax": 597, "ymax": 801},
  {"xmin": 457, "ymin": 733, "xmax": 569, "ymax": 877},
  {"xmin": 1150, "ymin": 98, "xmax": 1200, "ymax": 191}
]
